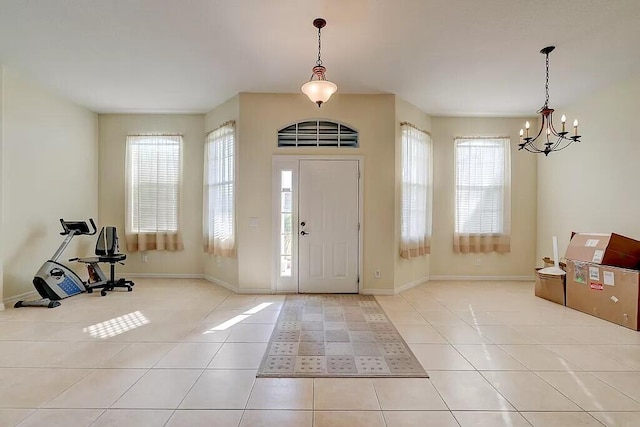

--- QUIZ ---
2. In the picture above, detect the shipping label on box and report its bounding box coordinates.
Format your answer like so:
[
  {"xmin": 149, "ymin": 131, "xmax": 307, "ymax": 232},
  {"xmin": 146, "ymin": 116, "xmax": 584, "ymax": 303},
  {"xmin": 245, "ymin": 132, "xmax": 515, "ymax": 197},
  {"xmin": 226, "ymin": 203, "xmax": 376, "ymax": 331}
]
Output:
[
  {"xmin": 592, "ymin": 250, "xmax": 605, "ymax": 263},
  {"xmin": 589, "ymin": 267, "xmax": 603, "ymax": 290},
  {"xmin": 604, "ymin": 271, "xmax": 615, "ymax": 286},
  {"xmin": 574, "ymin": 261, "xmax": 588, "ymax": 284}
]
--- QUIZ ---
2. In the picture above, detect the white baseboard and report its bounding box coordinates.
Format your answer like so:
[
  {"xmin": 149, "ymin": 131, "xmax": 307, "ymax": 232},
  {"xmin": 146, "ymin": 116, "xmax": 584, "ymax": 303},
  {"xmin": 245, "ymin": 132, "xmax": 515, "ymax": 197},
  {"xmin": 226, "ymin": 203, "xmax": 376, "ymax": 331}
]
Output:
[
  {"xmin": 395, "ymin": 276, "xmax": 429, "ymax": 293},
  {"xmin": 361, "ymin": 276, "xmax": 430, "ymax": 296},
  {"xmin": 203, "ymin": 275, "xmax": 273, "ymax": 294},
  {"xmin": 203, "ymin": 275, "xmax": 238, "ymax": 293},
  {"xmin": 126, "ymin": 273, "xmax": 204, "ymax": 279},
  {"xmin": 429, "ymin": 275, "xmax": 535, "ymax": 281},
  {"xmin": 360, "ymin": 288, "xmax": 396, "ymax": 296}
]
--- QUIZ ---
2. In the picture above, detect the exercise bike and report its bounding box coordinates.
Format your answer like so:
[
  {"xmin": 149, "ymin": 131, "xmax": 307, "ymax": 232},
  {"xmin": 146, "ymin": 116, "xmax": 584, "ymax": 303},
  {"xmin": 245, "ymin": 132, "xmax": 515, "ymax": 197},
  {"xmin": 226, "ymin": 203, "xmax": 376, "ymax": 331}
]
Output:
[{"xmin": 15, "ymin": 219, "xmax": 97, "ymax": 308}]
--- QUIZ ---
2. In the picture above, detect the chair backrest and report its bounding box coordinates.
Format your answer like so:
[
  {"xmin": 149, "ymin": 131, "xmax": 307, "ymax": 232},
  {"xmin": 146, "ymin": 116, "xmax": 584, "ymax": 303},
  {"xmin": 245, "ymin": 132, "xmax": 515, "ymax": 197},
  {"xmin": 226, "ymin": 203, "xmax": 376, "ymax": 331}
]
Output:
[{"xmin": 96, "ymin": 226, "xmax": 119, "ymax": 256}]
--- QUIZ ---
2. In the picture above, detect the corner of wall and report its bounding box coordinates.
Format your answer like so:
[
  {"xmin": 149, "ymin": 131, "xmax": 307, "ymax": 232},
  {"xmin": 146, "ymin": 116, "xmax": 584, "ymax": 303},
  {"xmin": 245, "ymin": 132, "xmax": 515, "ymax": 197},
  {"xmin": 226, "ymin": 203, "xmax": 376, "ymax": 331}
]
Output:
[
  {"xmin": 203, "ymin": 94, "xmax": 241, "ymax": 289},
  {"xmin": 0, "ymin": 65, "xmax": 6, "ymax": 307},
  {"xmin": 393, "ymin": 96, "xmax": 432, "ymax": 290}
]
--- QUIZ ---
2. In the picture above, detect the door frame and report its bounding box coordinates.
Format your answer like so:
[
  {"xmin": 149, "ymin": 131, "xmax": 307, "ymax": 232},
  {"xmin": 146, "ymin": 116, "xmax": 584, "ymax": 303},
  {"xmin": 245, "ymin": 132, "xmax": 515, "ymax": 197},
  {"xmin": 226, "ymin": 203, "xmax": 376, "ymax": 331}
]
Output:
[{"xmin": 271, "ymin": 155, "xmax": 364, "ymax": 294}]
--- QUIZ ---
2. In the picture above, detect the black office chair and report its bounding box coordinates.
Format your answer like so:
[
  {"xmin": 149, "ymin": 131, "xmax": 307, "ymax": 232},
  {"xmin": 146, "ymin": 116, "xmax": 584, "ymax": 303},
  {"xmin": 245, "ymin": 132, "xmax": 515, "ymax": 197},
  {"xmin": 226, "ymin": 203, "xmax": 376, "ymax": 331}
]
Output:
[{"xmin": 75, "ymin": 226, "xmax": 134, "ymax": 296}]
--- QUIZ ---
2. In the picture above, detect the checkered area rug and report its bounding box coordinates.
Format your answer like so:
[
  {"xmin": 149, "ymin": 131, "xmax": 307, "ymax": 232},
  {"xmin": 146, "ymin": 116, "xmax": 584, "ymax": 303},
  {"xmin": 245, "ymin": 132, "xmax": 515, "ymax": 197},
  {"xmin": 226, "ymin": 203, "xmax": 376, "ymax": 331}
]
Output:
[{"xmin": 257, "ymin": 294, "xmax": 428, "ymax": 378}]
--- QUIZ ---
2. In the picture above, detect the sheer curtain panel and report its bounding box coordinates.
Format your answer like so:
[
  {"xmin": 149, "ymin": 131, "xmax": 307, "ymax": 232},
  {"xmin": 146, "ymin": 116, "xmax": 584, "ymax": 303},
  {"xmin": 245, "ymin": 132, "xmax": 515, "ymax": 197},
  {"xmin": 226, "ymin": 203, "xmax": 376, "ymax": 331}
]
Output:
[
  {"xmin": 453, "ymin": 137, "xmax": 511, "ymax": 253},
  {"xmin": 125, "ymin": 135, "xmax": 184, "ymax": 252},
  {"xmin": 400, "ymin": 123, "xmax": 433, "ymax": 259},
  {"xmin": 203, "ymin": 122, "xmax": 236, "ymax": 257}
]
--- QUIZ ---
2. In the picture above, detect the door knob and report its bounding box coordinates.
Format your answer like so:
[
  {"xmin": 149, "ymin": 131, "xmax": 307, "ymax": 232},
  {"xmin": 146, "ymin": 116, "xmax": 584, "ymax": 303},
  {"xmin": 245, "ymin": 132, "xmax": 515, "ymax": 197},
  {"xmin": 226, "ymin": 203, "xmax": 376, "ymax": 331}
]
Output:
[{"xmin": 300, "ymin": 230, "xmax": 309, "ymax": 236}]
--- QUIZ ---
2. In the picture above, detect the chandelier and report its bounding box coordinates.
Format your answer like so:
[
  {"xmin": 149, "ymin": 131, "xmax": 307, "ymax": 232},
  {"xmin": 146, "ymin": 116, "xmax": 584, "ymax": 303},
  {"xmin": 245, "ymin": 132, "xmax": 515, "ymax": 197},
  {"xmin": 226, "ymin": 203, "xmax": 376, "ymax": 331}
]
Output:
[
  {"xmin": 301, "ymin": 18, "xmax": 337, "ymax": 107},
  {"xmin": 519, "ymin": 46, "xmax": 581, "ymax": 156}
]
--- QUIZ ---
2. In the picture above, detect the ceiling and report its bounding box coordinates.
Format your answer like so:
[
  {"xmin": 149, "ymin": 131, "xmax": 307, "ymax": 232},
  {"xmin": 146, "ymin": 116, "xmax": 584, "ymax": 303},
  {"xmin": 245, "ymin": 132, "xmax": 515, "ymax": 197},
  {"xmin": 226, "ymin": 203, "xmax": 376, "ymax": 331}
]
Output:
[{"xmin": 0, "ymin": 0, "xmax": 639, "ymax": 116}]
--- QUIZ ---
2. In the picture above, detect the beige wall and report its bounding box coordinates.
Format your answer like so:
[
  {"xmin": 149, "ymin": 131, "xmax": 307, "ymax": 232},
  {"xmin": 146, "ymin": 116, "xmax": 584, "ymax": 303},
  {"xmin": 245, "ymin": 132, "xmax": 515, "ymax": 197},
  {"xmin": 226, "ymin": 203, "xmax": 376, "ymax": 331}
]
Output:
[
  {"xmin": 2, "ymin": 68, "xmax": 98, "ymax": 301},
  {"xmin": 537, "ymin": 73, "xmax": 640, "ymax": 263},
  {"xmin": 394, "ymin": 97, "xmax": 432, "ymax": 290},
  {"xmin": 0, "ymin": 66, "xmax": 4, "ymax": 306},
  {"xmin": 235, "ymin": 93, "xmax": 396, "ymax": 292},
  {"xmin": 98, "ymin": 114, "xmax": 205, "ymax": 276},
  {"xmin": 430, "ymin": 116, "xmax": 538, "ymax": 278},
  {"xmin": 203, "ymin": 95, "xmax": 240, "ymax": 288}
]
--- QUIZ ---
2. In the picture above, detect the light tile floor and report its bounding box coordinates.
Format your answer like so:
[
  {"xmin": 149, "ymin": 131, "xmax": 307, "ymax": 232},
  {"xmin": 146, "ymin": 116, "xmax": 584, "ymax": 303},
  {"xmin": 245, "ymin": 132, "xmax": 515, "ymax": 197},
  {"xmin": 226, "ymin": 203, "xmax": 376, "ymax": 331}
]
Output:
[{"xmin": 1, "ymin": 278, "xmax": 640, "ymax": 426}]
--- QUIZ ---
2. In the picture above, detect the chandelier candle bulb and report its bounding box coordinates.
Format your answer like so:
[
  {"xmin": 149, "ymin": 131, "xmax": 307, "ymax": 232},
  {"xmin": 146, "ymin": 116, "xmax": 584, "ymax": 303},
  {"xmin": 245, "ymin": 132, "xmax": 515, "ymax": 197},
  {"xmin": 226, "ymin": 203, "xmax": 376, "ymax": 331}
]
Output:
[
  {"xmin": 573, "ymin": 119, "xmax": 578, "ymax": 136},
  {"xmin": 525, "ymin": 121, "xmax": 530, "ymax": 138},
  {"xmin": 561, "ymin": 115, "xmax": 566, "ymax": 133}
]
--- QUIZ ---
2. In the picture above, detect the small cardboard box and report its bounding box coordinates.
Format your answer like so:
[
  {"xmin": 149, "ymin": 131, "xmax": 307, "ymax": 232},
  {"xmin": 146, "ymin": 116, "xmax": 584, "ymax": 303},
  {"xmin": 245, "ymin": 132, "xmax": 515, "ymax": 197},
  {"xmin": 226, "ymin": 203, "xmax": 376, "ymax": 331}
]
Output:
[
  {"xmin": 535, "ymin": 268, "xmax": 566, "ymax": 305},
  {"xmin": 542, "ymin": 257, "xmax": 566, "ymax": 269},
  {"xmin": 565, "ymin": 259, "xmax": 640, "ymax": 330},
  {"xmin": 565, "ymin": 233, "xmax": 640, "ymax": 270}
]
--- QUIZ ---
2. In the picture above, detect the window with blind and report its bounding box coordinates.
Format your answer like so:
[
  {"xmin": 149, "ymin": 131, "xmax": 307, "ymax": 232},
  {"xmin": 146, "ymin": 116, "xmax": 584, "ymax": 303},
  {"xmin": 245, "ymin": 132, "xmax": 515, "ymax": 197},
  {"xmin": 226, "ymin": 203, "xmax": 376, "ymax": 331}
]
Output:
[
  {"xmin": 454, "ymin": 137, "xmax": 511, "ymax": 253},
  {"xmin": 400, "ymin": 123, "xmax": 432, "ymax": 258},
  {"xmin": 125, "ymin": 135, "xmax": 183, "ymax": 252},
  {"xmin": 203, "ymin": 122, "xmax": 236, "ymax": 257}
]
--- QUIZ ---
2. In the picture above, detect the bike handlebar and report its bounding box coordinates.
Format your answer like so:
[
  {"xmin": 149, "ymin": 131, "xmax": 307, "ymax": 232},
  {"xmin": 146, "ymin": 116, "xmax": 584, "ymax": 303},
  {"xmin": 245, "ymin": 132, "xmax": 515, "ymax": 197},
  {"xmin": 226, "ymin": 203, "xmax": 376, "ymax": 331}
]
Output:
[{"xmin": 59, "ymin": 218, "xmax": 98, "ymax": 236}]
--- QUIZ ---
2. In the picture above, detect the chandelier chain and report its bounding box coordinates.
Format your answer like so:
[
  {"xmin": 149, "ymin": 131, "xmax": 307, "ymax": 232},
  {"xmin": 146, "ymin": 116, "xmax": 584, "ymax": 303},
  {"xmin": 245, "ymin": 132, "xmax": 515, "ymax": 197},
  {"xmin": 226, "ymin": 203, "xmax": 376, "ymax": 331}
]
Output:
[
  {"xmin": 544, "ymin": 52, "xmax": 550, "ymax": 108},
  {"xmin": 316, "ymin": 26, "xmax": 323, "ymax": 66}
]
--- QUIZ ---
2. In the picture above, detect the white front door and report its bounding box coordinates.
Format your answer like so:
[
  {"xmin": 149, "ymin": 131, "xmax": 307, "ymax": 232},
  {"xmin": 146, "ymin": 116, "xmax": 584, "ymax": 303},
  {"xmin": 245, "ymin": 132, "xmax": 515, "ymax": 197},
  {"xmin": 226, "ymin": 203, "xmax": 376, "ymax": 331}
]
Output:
[{"xmin": 298, "ymin": 160, "xmax": 359, "ymax": 293}]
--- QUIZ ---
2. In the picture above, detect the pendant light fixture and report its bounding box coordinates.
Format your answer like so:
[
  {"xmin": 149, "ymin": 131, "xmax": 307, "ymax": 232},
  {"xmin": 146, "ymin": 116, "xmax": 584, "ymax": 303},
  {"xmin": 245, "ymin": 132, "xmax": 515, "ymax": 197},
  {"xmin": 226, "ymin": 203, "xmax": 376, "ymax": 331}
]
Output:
[
  {"xmin": 518, "ymin": 46, "xmax": 581, "ymax": 156},
  {"xmin": 301, "ymin": 18, "xmax": 337, "ymax": 107}
]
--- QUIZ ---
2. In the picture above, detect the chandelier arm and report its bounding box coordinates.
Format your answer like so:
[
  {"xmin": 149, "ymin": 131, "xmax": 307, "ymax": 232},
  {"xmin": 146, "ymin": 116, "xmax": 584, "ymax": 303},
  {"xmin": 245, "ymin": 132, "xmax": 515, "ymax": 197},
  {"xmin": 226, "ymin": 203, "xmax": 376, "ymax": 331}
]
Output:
[
  {"xmin": 547, "ymin": 116, "xmax": 561, "ymax": 137},
  {"xmin": 549, "ymin": 139, "xmax": 573, "ymax": 152},
  {"xmin": 527, "ymin": 120, "xmax": 546, "ymax": 150},
  {"xmin": 522, "ymin": 143, "xmax": 544, "ymax": 153},
  {"xmin": 524, "ymin": 141, "xmax": 542, "ymax": 153},
  {"xmin": 555, "ymin": 143, "xmax": 575, "ymax": 152}
]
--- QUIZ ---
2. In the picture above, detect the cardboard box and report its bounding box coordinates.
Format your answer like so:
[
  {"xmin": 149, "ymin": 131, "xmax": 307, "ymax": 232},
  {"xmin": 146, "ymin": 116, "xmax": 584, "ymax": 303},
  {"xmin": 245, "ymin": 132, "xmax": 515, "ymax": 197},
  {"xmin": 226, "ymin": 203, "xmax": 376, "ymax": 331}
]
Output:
[
  {"xmin": 565, "ymin": 259, "xmax": 640, "ymax": 330},
  {"xmin": 535, "ymin": 268, "xmax": 566, "ymax": 305},
  {"xmin": 542, "ymin": 257, "xmax": 566, "ymax": 269},
  {"xmin": 565, "ymin": 233, "xmax": 640, "ymax": 270}
]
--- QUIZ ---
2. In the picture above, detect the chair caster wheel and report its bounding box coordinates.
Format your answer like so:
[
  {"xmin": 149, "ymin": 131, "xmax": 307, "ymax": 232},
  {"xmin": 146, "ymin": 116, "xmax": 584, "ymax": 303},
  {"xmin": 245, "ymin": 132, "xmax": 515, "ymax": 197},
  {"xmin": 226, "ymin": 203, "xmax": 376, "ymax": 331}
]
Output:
[
  {"xmin": 87, "ymin": 288, "xmax": 93, "ymax": 294},
  {"xmin": 100, "ymin": 290, "xmax": 107, "ymax": 296}
]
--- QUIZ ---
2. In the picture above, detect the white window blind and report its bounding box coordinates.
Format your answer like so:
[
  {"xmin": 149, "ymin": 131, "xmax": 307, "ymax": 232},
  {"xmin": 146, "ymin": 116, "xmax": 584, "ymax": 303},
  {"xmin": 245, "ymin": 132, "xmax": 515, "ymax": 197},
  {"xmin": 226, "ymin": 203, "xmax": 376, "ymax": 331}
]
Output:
[
  {"xmin": 204, "ymin": 122, "xmax": 236, "ymax": 257},
  {"xmin": 125, "ymin": 134, "xmax": 183, "ymax": 252},
  {"xmin": 454, "ymin": 137, "xmax": 511, "ymax": 253},
  {"xmin": 400, "ymin": 123, "xmax": 432, "ymax": 258}
]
